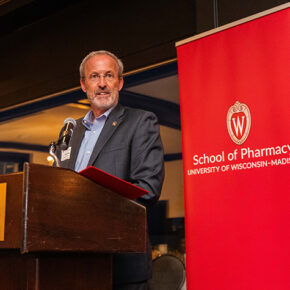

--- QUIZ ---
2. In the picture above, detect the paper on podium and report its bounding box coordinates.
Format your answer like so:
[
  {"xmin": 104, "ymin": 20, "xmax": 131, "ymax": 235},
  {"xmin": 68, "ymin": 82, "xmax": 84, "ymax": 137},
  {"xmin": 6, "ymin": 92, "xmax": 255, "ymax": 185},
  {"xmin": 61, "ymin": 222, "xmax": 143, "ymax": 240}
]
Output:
[{"xmin": 79, "ymin": 166, "xmax": 149, "ymax": 199}]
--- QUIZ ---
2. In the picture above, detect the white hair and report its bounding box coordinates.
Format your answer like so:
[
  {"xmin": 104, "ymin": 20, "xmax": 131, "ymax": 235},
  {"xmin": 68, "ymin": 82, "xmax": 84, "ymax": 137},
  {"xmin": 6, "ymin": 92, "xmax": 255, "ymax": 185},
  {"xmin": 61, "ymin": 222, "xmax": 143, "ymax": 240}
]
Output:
[{"xmin": 79, "ymin": 50, "xmax": 124, "ymax": 80}]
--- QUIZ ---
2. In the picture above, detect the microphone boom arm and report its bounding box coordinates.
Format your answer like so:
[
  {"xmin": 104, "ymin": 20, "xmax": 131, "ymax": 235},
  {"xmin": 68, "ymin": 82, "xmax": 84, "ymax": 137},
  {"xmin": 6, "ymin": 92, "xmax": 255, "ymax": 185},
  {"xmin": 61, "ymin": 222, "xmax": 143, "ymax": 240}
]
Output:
[{"xmin": 49, "ymin": 142, "xmax": 60, "ymax": 167}]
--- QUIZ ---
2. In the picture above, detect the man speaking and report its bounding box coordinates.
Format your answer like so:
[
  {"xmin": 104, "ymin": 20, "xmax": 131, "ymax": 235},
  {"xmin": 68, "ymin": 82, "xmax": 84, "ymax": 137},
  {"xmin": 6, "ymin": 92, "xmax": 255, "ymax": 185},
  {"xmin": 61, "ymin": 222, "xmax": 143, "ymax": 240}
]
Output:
[{"xmin": 57, "ymin": 50, "xmax": 165, "ymax": 289}]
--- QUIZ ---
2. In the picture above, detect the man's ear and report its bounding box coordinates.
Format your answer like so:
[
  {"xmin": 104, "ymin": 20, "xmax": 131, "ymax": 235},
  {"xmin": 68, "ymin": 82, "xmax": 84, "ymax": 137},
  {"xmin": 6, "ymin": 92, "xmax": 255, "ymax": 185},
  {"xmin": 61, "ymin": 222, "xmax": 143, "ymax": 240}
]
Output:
[
  {"xmin": 80, "ymin": 79, "xmax": 87, "ymax": 93},
  {"xmin": 118, "ymin": 77, "xmax": 124, "ymax": 91}
]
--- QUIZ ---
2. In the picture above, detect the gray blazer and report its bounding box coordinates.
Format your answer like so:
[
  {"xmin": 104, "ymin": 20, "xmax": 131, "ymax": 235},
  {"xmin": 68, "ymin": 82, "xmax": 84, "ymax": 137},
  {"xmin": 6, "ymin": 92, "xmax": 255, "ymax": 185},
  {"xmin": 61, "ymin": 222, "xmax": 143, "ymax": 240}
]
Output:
[{"xmin": 58, "ymin": 103, "xmax": 165, "ymax": 284}]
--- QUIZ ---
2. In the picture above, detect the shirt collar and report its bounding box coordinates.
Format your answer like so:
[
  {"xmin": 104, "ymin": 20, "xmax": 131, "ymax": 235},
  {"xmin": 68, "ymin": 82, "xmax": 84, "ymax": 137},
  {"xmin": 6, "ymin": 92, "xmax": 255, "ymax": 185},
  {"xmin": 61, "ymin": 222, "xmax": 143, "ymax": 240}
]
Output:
[{"xmin": 82, "ymin": 104, "xmax": 117, "ymax": 129}]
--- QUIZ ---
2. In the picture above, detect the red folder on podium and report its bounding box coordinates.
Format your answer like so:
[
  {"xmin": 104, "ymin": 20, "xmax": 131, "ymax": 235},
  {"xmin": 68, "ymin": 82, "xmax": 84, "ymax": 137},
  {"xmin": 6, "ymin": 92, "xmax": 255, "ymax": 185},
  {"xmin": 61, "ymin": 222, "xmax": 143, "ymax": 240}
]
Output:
[{"xmin": 79, "ymin": 166, "xmax": 148, "ymax": 200}]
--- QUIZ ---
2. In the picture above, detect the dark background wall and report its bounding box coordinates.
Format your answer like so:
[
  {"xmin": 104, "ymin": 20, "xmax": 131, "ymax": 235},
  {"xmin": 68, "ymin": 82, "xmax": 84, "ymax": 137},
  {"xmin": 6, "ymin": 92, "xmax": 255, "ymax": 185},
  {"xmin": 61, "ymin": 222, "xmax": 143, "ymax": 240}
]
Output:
[{"xmin": 0, "ymin": 0, "xmax": 287, "ymax": 109}]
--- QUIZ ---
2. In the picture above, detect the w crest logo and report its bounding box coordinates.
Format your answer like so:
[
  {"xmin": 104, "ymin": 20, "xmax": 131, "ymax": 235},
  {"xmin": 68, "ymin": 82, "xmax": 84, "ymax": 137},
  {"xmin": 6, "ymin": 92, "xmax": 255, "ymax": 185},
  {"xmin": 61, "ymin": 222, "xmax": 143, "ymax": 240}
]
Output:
[{"xmin": 227, "ymin": 101, "xmax": 251, "ymax": 145}]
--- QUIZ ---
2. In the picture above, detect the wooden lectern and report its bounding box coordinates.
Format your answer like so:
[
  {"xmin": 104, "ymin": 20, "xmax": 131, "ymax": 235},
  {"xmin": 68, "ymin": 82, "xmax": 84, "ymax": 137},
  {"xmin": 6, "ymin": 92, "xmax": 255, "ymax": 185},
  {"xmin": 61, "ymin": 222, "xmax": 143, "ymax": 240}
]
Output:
[{"xmin": 0, "ymin": 163, "xmax": 146, "ymax": 290}]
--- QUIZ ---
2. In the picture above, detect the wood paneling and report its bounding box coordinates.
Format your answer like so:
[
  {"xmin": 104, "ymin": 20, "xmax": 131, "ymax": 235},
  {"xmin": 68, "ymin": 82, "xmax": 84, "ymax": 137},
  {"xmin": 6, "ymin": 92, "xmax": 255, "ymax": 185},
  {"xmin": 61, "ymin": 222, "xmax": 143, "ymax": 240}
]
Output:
[{"xmin": 0, "ymin": 0, "xmax": 196, "ymax": 109}]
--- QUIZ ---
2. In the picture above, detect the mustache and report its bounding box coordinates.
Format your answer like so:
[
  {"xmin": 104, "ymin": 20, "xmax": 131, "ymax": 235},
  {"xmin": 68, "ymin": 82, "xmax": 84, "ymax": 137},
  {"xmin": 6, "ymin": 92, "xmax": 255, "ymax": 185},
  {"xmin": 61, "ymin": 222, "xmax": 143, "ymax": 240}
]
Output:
[{"xmin": 94, "ymin": 90, "xmax": 111, "ymax": 94}]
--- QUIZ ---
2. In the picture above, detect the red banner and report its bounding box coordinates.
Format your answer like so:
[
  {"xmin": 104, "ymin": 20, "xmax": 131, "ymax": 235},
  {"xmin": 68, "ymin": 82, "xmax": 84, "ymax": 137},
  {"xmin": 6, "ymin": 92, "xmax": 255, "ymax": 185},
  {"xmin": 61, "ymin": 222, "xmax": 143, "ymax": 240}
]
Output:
[{"xmin": 177, "ymin": 5, "xmax": 290, "ymax": 290}]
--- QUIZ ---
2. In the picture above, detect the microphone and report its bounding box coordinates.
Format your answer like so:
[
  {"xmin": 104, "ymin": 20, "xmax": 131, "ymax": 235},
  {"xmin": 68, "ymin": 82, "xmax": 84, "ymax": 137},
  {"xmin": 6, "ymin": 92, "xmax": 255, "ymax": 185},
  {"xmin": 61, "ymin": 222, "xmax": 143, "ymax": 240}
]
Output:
[{"xmin": 57, "ymin": 117, "xmax": 76, "ymax": 150}]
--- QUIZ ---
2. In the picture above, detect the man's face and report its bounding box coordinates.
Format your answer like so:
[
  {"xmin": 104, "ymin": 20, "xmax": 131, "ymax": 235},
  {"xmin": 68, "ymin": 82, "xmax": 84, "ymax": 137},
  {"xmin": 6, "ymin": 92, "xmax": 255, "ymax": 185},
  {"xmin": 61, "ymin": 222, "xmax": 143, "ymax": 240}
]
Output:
[{"xmin": 80, "ymin": 54, "xmax": 123, "ymax": 117}]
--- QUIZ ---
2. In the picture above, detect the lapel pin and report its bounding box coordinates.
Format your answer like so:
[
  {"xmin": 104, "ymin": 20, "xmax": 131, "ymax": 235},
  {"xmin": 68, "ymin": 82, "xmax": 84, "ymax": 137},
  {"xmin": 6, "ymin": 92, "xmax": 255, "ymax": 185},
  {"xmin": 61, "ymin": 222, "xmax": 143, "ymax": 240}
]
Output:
[{"xmin": 112, "ymin": 121, "xmax": 117, "ymax": 126}]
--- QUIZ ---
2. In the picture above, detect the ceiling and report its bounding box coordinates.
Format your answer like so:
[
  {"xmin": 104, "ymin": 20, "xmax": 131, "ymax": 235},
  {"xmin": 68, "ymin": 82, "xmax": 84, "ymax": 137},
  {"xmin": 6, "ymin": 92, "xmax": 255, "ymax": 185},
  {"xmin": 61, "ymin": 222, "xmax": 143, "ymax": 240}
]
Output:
[{"xmin": 1, "ymin": 0, "xmax": 282, "ymax": 159}]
